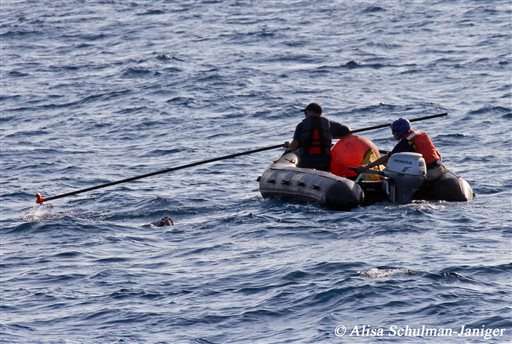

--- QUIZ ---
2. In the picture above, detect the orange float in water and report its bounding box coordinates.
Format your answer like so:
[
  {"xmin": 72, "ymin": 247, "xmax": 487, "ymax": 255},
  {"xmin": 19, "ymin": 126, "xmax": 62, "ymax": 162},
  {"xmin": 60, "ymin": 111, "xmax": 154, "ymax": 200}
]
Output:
[{"xmin": 330, "ymin": 134, "xmax": 381, "ymax": 178}]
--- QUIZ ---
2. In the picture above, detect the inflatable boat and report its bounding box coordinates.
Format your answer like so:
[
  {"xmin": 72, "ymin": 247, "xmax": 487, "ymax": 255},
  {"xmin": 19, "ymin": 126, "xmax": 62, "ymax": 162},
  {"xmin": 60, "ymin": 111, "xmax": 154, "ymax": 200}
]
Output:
[
  {"xmin": 258, "ymin": 152, "xmax": 474, "ymax": 209},
  {"xmin": 258, "ymin": 153, "xmax": 364, "ymax": 209}
]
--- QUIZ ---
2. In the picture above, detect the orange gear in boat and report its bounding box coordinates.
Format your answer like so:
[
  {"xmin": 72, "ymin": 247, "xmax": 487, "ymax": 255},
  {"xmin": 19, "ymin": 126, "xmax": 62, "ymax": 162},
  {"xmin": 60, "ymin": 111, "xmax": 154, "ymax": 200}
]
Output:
[
  {"xmin": 330, "ymin": 134, "xmax": 382, "ymax": 179},
  {"xmin": 406, "ymin": 130, "xmax": 441, "ymax": 165}
]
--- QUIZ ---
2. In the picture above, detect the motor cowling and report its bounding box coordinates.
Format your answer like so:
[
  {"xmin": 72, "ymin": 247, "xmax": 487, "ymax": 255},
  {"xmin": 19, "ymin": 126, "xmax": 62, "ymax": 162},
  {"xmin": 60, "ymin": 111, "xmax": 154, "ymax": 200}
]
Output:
[{"xmin": 384, "ymin": 153, "xmax": 426, "ymax": 204}]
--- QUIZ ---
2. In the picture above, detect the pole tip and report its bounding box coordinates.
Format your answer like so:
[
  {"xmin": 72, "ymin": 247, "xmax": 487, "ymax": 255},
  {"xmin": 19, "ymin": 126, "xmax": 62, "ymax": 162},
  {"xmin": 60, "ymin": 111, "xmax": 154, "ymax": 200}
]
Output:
[{"xmin": 36, "ymin": 193, "xmax": 45, "ymax": 204}]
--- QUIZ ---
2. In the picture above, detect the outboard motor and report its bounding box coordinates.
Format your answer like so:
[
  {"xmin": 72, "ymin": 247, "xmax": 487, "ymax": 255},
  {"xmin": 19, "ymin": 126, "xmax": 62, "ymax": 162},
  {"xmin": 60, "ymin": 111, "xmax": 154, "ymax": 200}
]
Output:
[{"xmin": 384, "ymin": 152, "xmax": 426, "ymax": 204}]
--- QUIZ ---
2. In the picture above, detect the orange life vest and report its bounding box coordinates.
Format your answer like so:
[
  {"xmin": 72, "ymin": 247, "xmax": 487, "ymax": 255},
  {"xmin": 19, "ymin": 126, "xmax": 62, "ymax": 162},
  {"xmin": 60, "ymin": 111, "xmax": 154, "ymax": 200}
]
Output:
[
  {"xmin": 406, "ymin": 130, "xmax": 441, "ymax": 165},
  {"xmin": 307, "ymin": 128, "xmax": 322, "ymax": 154},
  {"xmin": 330, "ymin": 134, "xmax": 381, "ymax": 178}
]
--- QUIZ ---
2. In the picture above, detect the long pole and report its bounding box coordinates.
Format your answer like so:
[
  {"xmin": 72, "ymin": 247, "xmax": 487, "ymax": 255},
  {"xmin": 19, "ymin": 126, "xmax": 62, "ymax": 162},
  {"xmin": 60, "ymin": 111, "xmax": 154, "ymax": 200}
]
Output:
[{"xmin": 36, "ymin": 144, "xmax": 283, "ymax": 204}]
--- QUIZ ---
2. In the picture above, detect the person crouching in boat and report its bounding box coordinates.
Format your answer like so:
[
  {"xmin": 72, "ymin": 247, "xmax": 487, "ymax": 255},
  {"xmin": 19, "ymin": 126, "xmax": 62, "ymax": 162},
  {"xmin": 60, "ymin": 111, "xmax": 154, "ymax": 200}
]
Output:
[
  {"xmin": 284, "ymin": 103, "xmax": 350, "ymax": 171},
  {"xmin": 358, "ymin": 118, "xmax": 446, "ymax": 181}
]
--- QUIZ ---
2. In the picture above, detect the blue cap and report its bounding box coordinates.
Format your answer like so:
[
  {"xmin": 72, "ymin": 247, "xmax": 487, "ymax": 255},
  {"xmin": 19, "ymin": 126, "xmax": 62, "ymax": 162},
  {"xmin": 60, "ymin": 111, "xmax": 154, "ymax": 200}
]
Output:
[{"xmin": 391, "ymin": 118, "xmax": 411, "ymax": 137}]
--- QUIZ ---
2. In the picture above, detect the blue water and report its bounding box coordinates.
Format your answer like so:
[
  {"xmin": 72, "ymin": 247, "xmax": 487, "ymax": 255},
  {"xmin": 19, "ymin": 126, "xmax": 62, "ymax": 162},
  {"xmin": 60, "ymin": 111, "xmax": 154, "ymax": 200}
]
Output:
[{"xmin": 1, "ymin": 1, "xmax": 511, "ymax": 343}]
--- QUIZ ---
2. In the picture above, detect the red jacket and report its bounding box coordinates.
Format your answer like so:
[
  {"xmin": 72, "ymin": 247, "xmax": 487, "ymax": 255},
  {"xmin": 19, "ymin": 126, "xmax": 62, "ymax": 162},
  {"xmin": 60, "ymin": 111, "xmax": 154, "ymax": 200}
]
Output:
[{"xmin": 406, "ymin": 130, "xmax": 441, "ymax": 165}]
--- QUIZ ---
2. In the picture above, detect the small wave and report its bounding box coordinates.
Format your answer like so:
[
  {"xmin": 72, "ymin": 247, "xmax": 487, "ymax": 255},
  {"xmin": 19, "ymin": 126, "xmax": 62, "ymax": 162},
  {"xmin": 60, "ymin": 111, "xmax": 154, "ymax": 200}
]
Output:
[
  {"xmin": 121, "ymin": 67, "xmax": 160, "ymax": 78},
  {"xmin": 57, "ymin": 64, "xmax": 81, "ymax": 71},
  {"xmin": 109, "ymin": 288, "xmax": 162, "ymax": 300},
  {"xmin": 426, "ymin": 58, "xmax": 464, "ymax": 70},
  {"xmin": 466, "ymin": 315, "xmax": 512, "ymax": 328},
  {"xmin": 137, "ymin": 9, "xmax": 166, "ymax": 16},
  {"xmin": 175, "ymin": 244, "xmax": 231, "ymax": 257},
  {"xmin": 73, "ymin": 43, "xmax": 93, "ymax": 49},
  {"xmin": 5, "ymin": 129, "xmax": 49, "ymax": 138},
  {"xmin": 162, "ymin": 66, "xmax": 183, "ymax": 73},
  {"xmin": 155, "ymin": 54, "xmax": 186, "ymax": 63},
  {"xmin": 366, "ymin": 41, "xmax": 401, "ymax": 49},
  {"xmin": 464, "ymin": 6, "xmax": 501, "ymax": 17},
  {"xmin": 399, "ymin": 68, "xmax": 422, "ymax": 75},
  {"xmin": 305, "ymin": 284, "xmax": 374, "ymax": 307},
  {"xmin": 67, "ymin": 33, "xmax": 107, "ymax": 41},
  {"xmin": 0, "ymin": 115, "xmax": 15, "ymax": 123},
  {"xmin": 343, "ymin": 60, "xmax": 385, "ymax": 69},
  {"xmin": 193, "ymin": 339, "xmax": 218, "ymax": 344},
  {"xmin": 308, "ymin": 261, "xmax": 366, "ymax": 273},
  {"xmin": 22, "ymin": 204, "xmax": 58, "ymax": 222},
  {"xmin": 95, "ymin": 257, "xmax": 132, "ymax": 264},
  {"xmin": 7, "ymin": 71, "xmax": 29, "ymax": 77},
  {"xmin": 0, "ymin": 323, "xmax": 35, "ymax": 334},
  {"xmin": 281, "ymin": 270, "xmax": 309, "ymax": 281},
  {"xmin": 424, "ymin": 270, "xmax": 480, "ymax": 284},
  {"xmin": 82, "ymin": 308, "xmax": 117, "ymax": 321},
  {"xmin": 0, "ymin": 29, "xmax": 42, "ymax": 38},
  {"xmin": 437, "ymin": 263, "xmax": 512, "ymax": 276},
  {"xmin": 434, "ymin": 133, "xmax": 472, "ymax": 146},
  {"xmin": 142, "ymin": 148, "xmax": 185, "ymax": 157},
  {"xmin": 116, "ymin": 106, "xmax": 153, "ymax": 115},
  {"xmin": 343, "ymin": 102, "xmax": 407, "ymax": 116},
  {"xmin": 473, "ymin": 184, "xmax": 503, "ymax": 195},
  {"xmin": 361, "ymin": 6, "xmax": 386, "ymax": 13},
  {"xmin": 240, "ymin": 309, "xmax": 284, "ymax": 320},
  {"xmin": 81, "ymin": 89, "xmax": 131, "ymax": 104},
  {"xmin": 133, "ymin": 119, "xmax": 169, "ymax": 130},
  {"xmin": 3, "ymin": 90, "xmax": 131, "ymax": 112},
  {"xmin": 467, "ymin": 105, "xmax": 511, "ymax": 116},
  {"xmin": 166, "ymin": 96, "xmax": 197, "ymax": 106},
  {"xmin": 359, "ymin": 267, "xmax": 415, "ymax": 279},
  {"xmin": 52, "ymin": 251, "xmax": 82, "ymax": 258},
  {"xmin": 38, "ymin": 273, "xmax": 87, "ymax": 283},
  {"xmin": 0, "ymin": 94, "xmax": 20, "ymax": 102}
]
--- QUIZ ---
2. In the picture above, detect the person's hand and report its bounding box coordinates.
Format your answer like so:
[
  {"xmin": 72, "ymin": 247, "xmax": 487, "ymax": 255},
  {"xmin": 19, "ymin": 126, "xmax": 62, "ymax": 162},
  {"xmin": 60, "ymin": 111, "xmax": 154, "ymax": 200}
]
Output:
[{"xmin": 283, "ymin": 141, "xmax": 290, "ymax": 148}]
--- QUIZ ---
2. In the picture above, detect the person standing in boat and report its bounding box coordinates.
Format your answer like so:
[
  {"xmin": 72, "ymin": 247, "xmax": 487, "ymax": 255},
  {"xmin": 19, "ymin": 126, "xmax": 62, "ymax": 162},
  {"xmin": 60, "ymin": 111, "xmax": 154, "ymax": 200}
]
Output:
[
  {"xmin": 359, "ymin": 118, "xmax": 447, "ymax": 181},
  {"xmin": 285, "ymin": 103, "xmax": 350, "ymax": 171}
]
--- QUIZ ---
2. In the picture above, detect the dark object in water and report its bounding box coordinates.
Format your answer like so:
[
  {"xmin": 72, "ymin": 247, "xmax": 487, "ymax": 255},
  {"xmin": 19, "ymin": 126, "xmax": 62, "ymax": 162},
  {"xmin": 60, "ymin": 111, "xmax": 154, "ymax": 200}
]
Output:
[{"xmin": 152, "ymin": 216, "xmax": 174, "ymax": 227}]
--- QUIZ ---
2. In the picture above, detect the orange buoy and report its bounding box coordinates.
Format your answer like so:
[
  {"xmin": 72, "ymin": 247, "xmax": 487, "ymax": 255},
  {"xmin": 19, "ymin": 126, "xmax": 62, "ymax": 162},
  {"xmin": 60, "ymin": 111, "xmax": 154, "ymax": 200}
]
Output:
[{"xmin": 330, "ymin": 134, "xmax": 381, "ymax": 179}]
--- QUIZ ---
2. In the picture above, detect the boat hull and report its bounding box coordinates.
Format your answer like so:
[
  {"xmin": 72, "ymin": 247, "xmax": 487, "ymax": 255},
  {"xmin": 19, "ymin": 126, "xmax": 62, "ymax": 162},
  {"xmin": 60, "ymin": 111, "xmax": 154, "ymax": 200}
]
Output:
[
  {"xmin": 258, "ymin": 159, "xmax": 364, "ymax": 210},
  {"xmin": 414, "ymin": 171, "xmax": 474, "ymax": 202},
  {"xmin": 258, "ymin": 153, "xmax": 474, "ymax": 208}
]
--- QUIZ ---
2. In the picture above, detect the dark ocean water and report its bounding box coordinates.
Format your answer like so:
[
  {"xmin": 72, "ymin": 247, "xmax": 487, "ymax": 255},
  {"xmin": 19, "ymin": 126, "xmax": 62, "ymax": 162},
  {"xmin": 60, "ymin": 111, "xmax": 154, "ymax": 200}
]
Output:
[{"xmin": 1, "ymin": 0, "xmax": 511, "ymax": 343}]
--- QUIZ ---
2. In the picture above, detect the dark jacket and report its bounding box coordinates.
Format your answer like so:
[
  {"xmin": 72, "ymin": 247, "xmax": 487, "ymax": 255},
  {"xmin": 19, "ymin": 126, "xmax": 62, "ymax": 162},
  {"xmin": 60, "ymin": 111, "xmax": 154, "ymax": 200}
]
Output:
[{"xmin": 293, "ymin": 116, "xmax": 349, "ymax": 170}]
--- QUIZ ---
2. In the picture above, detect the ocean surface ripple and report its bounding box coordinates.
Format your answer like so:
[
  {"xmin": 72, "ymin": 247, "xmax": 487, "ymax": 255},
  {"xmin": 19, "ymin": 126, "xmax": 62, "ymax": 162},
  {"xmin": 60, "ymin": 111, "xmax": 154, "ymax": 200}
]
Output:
[{"xmin": 1, "ymin": 0, "xmax": 511, "ymax": 343}]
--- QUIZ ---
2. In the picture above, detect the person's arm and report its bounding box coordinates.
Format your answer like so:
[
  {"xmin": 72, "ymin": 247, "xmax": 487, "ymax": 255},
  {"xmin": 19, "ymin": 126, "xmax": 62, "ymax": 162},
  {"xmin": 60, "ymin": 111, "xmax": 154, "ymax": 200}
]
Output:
[
  {"xmin": 284, "ymin": 123, "xmax": 302, "ymax": 152},
  {"xmin": 285, "ymin": 139, "xmax": 300, "ymax": 152},
  {"xmin": 330, "ymin": 121, "xmax": 351, "ymax": 138},
  {"xmin": 365, "ymin": 154, "xmax": 389, "ymax": 169}
]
